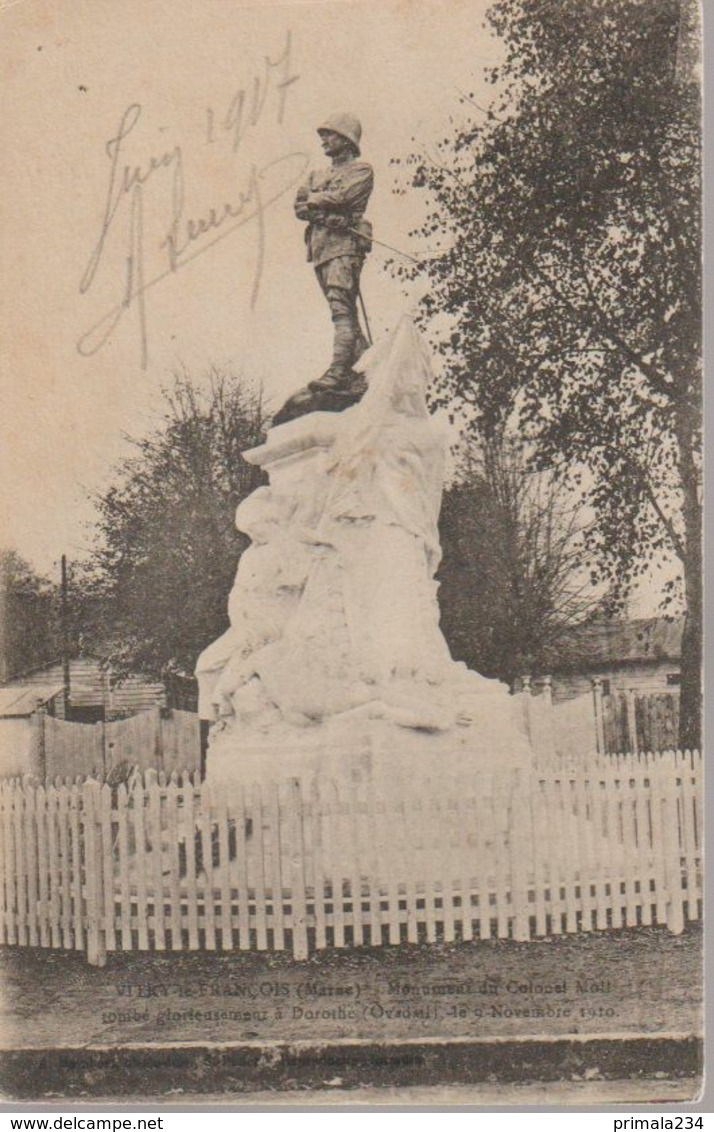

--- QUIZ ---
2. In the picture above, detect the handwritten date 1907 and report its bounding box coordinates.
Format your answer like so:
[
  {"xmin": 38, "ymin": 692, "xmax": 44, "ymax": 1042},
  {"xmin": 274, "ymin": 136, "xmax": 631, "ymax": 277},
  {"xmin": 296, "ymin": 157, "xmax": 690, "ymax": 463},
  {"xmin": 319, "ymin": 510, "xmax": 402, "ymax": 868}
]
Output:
[{"xmin": 77, "ymin": 32, "xmax": 304, "ymax": 370}]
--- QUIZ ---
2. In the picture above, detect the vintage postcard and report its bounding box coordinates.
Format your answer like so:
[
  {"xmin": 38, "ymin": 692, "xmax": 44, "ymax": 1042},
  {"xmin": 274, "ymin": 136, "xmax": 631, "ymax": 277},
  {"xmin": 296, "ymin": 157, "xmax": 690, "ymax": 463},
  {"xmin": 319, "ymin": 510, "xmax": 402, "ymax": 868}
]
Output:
[{"xmin": 0, "ymin": 0, "xmax": 703, "ymax": 1108}]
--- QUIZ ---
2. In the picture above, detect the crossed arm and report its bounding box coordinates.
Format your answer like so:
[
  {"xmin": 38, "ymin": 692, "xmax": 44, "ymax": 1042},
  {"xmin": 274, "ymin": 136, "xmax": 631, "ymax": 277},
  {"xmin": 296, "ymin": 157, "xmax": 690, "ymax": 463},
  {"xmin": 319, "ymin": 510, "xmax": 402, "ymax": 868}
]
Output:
[{"xmin": 294, "ymin": 164, "xmax": 374, "ymax": 221}]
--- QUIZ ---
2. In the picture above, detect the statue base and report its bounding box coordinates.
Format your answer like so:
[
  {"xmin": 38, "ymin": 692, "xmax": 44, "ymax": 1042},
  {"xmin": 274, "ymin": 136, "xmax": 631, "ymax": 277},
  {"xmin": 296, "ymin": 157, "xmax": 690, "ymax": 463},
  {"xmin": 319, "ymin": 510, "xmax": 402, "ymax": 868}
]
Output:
[
  {"xmin": 201, "ymin": 319, "xmax": 534, "ymax": 789},
  {"xmin": 205, "ymin": 699, "xmax": 531, "ymax": 793}
]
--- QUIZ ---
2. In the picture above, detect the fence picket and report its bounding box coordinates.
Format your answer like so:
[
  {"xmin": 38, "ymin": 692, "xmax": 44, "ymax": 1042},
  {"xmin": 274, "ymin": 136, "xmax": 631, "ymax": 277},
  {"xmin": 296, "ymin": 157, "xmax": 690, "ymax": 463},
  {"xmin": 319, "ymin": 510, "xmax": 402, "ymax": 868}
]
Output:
[
  {"xmin": 439, "ymin": 788, "xmax": 458, "ymax": 944},
  {"xmin": 288, "ymin": 780, "xmax": 308, "ymax": 960},
  {"xmin": 530, "ymin": 778, "xmax": 548, "ymax": 936},
  {"xmin": 633, "ymin": 767, "xmax": 653, "ymax": 927},
  {"xmin": 131, "ymin": 784, "xmax": 149, "ymax": 949},
  {"xmin": 401, "ymin": 788, "xmax": 419, "ymax": 945},
  {"xmin": 380, "ymin": 788, "xmax": 401, "ymax": 945},
  {"xmin": 648, "ymin": 759, "xmax": 669, "ymax": 926},
  {"xmin": 464, "ymin": 779, "xmax": 481, "ymax": 941},
  {"xmin": 267, "ymin": 782, "xmax": 285, "ymax": 950},
  {"xmin": 99, "ymin": 784, "xmax": 115, "ymax": 951},
  {"xmin": 509, "ymin": 771, "xmax": 531, "ymax": 941},
  {"xmin": 679, "ymin": 759, "xmax": 699, "ymax": 920},
  {"xmin": 363, "ymin": 772, "xmax": 383, "ymax": 947},
  {"xmin": 309, "ymin": 780, "xmax": 327, "ymax": 950},
  {"xmin": 0, "ymin": 785, "xmax": 12, "ymax": 944},
  {"xmin": 608, "ymin": 771, "xmax": 626, "ymax": 930},
  {"xmin": 249, "ymin": 783, "xmax": 267, "ymax": 950},
  {"xmin": 22, "ymin": 787, "xmax": 38, "ymax": 947},
  {"xmin": 233, "ymin": 786, "xmax": 251, "ymax": 951},
  {"xmin": 575, "ymin": 775, "xmax": 595, "ymax": 932},
  {"xmin": 345, "ymin": 779, "xmax": 364, "ymax": 947},
  {"xmin": 115, "ymin": 784, "xmax": 132, "ymax": 949},
  {"xmin": 68, "ymin": 785, "xmax": 84, "ymax": 950},
  {"xmin": 457, "ymin": 785, "xmax": 476, "ymax": 940},
  {"xmin": 619, "ymin": 772, "xmax": 639, "ymax": 926},
  {"xmin": 34, "ymin": 785, "xmax": 48, "ymax": 947},
  {"xmin": 325, "ymin": 781, "xmax": 345, "ymax": 948},
  {"xmin": 660, "ymin": 759, "xmax": 685, "ymax": 934},
  {"xmin": 560, "ymin": 778, "xmax": 579, "ymax": 934},
  {"xmin": 199, "ymin": 783, "xmax": 216, "ymax": 951},
  {"xmin": 82, "ymin": 781, "xmax": 106, "ymax": 966},
  {"xmin": 183, "ymin": 783, "xmax": 199, "ymax": 950},
  {"xmin": 540, "ymin": 777, "xmax": 560, "ymax": 934},
  {"xmin": 13, "ymin": 786, "xmax": 28, "ymax": 945},
  {"xmin": 216, "ymin": 790, "xmax": 233, "ymax": 951},
  {"xmin": 57, "ymin": 786, "xmax": 72, "ymax": 949},
  {"xmin": 421, "ymin": 780, "xmax": 438, "ymax": 945},
  {"xmin": 45, "ymin": 786, "xmax": 61, "ymax": 948},
  {"xmin": 495, "ymin": 775, "xmax": 513, "ymax": 939},
  {"xmin": 148, "ymin": 784, "xmax": 166, "ymax": 950}
]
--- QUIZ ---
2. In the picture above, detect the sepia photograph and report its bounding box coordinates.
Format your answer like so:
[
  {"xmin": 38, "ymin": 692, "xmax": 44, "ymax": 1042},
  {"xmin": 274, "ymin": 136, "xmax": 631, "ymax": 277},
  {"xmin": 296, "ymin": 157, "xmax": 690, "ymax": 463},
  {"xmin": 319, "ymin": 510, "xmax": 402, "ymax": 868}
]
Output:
[{"xmin": 0, "ymin": 0, "xmax": 704, "ymax": 1109}]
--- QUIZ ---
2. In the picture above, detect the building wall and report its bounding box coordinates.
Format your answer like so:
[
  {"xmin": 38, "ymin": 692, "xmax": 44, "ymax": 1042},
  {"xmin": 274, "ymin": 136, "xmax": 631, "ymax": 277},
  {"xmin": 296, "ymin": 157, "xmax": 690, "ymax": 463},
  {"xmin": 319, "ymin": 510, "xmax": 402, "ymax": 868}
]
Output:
[
  {"xmin": 5, "ymin": 658, "xmax": 166, "ymax": 720},
  {"xmin": 107, "ymin": 673, "xmax": 166, "ymax": 718},
  {"xmin": 549, "ymin": 661, "xmax": 680, "ymax": 703}
]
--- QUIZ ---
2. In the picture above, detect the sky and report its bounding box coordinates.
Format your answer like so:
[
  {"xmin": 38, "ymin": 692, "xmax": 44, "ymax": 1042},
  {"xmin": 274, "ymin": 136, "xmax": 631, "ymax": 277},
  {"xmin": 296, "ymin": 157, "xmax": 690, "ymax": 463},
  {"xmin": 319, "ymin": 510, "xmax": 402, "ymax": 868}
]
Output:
[
  {"xmin": 0, "ymin": 0, "xmax": 672, "ymax": 617},
  {"xmin": 1, "ymin": 0, "xmax": 498, "ymax": 576}
]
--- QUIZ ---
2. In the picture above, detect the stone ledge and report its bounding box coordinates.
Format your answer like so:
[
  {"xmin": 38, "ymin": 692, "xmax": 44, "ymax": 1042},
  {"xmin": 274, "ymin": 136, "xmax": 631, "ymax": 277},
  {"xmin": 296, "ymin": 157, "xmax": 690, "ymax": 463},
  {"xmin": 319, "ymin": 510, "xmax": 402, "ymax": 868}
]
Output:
[{"xmin": 243, "ymin": 412, "xmax": 344, "ymax": 469}]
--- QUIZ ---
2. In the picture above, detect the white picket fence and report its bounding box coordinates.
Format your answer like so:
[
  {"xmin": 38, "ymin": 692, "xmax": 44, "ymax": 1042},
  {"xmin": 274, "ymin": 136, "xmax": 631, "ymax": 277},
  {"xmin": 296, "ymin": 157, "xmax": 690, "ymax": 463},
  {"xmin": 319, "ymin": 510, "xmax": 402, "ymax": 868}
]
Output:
[{"xmin": 0, "ymin": 751, "xmax": 702, "ymax": 965}]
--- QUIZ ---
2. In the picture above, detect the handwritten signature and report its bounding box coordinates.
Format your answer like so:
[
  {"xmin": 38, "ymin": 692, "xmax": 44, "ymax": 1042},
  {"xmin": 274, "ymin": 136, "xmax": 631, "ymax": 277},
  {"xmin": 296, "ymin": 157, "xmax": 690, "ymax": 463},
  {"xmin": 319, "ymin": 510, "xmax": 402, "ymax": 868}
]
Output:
[{"xmin": 78, "ymin": 32, "xmax": 305, "ymax": 368}]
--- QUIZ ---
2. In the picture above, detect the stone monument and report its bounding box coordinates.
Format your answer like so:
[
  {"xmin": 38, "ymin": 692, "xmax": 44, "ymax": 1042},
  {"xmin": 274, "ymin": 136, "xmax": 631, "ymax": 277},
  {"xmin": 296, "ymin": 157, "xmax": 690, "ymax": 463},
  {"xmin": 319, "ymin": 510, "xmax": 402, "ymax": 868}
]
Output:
[{"xmin": 197, "ymin": 317, "xmax": 532, "ymax": 790}]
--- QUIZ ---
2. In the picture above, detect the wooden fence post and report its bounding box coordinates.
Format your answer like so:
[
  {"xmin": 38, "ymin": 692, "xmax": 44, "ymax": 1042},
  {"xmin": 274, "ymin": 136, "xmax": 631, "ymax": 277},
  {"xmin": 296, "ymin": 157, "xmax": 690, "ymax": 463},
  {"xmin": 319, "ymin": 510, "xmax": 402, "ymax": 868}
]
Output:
[
  {"xmin": 82, "ymin": 780, "xmax": 107, "ymax": 966},
  {"xmin": 98, "ymin": 719, "xmax": 107, "ymax": 778},
  {"xmin": 153, "ymin": 707, "xmax": 163, "ymax": 773},
  {"xmin": 32, "ymin": 700, "xmax": 46, "ymax": 780},
  {"xmin": 626, "ymin": 689, "xmax": 638, "ymax": 755},
  {"xmin": 521, "ymin": 676, "xmax": 533, "ymax": 744},
  {"xmin": 542, "ymin": 676, "xmax": 553, "ymax": 708}
]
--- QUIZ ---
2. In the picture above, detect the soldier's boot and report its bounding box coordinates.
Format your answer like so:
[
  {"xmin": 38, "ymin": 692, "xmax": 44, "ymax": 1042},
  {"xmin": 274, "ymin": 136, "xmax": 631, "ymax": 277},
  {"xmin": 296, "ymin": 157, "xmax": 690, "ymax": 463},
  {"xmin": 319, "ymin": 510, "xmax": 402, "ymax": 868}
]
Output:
[
  {"xmin": 309, "ymin": 315, "xmax": 364, "ymax": 393},
  {"xmin": 274, "ymin": 312, "xmax": 365, "ymax": 427}
]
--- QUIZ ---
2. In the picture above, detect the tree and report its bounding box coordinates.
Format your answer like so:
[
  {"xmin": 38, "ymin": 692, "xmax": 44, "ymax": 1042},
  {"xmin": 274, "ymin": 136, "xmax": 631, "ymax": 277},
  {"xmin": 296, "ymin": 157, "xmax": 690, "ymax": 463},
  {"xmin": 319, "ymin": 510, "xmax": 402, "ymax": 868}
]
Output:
[
  {"xmin": 83, "ymin": 370, "xmax": 268, "ymax": 678},
  {"xmin": 394, "ymin": 0, "xmax": 701, "ymax": 746},
  {"xmin": 438, "ymin": 436, "xmax": 599, "ymax": 681},
  {"xmin": 0, "ymin": 550, "xmax": 61, "ymax": 681}
]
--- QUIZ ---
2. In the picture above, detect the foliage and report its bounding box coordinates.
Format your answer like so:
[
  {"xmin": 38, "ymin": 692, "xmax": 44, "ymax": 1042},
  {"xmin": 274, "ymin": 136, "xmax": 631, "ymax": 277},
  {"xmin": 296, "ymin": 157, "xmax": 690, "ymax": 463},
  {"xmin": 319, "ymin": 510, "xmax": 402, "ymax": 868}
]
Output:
[
  {"xmin": 439, "ymin": 436, "xmax": 599, "ymax": 681},
  {"xmin": 83, "ymin": 369, "xmax": 268, "ymax": 678},
  {"xmin": 0, "ymin": 550, "xmax": 61, "ymax": 681},
  {"xmin": 394, "ymin": 0, "xmax": 701, "ymax": 743}
]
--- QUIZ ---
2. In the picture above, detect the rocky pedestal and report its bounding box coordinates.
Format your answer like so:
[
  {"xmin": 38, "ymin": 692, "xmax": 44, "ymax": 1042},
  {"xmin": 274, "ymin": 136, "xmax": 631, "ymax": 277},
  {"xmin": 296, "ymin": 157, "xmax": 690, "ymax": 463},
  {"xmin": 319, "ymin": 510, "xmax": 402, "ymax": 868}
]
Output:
[{"xmin": 197, "ymin": 317, "xmax": 531, "ymax": 789}]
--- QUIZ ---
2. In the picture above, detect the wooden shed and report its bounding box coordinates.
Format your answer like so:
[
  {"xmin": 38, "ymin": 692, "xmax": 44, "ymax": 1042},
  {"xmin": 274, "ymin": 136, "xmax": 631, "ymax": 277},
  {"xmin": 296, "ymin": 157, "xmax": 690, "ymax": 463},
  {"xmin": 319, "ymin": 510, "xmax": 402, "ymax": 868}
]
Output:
[
  {"xmin": 543, "ymin": 617, "xmax": 684, "ymax": 703},
  {"xmin": 2, "ymin": 655, "xmax": 166, "ymax": 722}
]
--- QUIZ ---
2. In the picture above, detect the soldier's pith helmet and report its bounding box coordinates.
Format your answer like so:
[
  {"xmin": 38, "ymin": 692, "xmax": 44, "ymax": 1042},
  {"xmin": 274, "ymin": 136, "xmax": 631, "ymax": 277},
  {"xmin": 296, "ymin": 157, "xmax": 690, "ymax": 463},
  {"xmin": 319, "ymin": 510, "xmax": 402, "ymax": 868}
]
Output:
[{"xmin": 317, "ymin": 112, "xmax": 362, "ymax": 155}]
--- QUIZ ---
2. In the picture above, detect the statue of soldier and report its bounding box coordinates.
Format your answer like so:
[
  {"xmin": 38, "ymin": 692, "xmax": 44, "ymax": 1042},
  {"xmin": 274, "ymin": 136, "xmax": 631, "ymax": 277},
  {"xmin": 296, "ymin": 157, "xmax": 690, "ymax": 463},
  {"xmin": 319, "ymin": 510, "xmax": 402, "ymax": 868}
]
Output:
[{"xmin": 274, "ymin": 112, "xmax": 374, "ymax": 425}]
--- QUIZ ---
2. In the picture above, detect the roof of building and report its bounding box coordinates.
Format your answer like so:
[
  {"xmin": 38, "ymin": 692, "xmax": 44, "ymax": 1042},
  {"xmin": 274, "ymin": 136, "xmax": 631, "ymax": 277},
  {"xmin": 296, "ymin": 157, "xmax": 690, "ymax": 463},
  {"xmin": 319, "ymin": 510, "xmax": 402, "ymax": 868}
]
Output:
[
  {"xmin": 0, "ymin": 684, "xmax": 64, "ymax": 718},
  {"xmin": 555, "ymin": 617, "xmax": 684, "ymax": 672}
]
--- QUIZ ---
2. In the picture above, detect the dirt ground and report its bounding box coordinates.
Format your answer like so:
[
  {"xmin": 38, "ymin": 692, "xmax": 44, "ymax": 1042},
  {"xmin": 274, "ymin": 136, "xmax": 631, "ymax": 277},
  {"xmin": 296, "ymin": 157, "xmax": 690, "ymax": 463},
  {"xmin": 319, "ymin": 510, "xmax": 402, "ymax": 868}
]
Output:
[{"xmin": 0, "ymin": 925, "xmax": 702, "ymax": 1050}]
